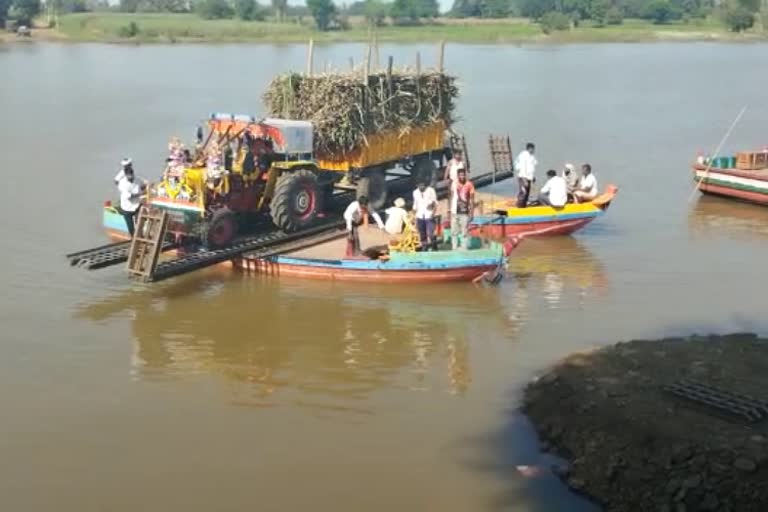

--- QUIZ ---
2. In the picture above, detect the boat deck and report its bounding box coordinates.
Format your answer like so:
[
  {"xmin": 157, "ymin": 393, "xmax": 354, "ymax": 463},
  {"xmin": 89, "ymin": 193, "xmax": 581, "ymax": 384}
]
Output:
[{"xmin": 694, "ymin": 164, "xmax": 768, "ymax": 181}]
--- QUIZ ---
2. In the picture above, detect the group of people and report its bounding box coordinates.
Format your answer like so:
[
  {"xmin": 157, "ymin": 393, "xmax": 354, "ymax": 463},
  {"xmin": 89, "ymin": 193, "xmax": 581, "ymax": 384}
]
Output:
[
  {"xmin": 515, "ymin": 143, "xmax": 599, "ymax": 208},
  {"xmin": 343, "ymin": 150, "xmax": 475, "ymax": 254},
  {"xmin": 114, "ymin": 158, "xmax": 147, "ymax": 237}
]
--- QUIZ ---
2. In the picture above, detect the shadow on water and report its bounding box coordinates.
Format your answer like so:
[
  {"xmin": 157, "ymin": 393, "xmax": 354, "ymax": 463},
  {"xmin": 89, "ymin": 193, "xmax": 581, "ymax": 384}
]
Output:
[
  {"xmin": 458, "ymin": 401, "xmax": 601, "ymax": 512},
  {"xmin": 74, "ymin": 275, "xmax": 522, "ymax": 411}
]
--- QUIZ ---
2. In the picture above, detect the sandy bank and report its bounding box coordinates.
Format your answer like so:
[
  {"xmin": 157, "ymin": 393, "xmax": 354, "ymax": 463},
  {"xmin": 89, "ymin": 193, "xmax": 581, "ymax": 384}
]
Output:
[{"xmin": 523, "ymin": 333, "xmax": 768, "ymax": 512}]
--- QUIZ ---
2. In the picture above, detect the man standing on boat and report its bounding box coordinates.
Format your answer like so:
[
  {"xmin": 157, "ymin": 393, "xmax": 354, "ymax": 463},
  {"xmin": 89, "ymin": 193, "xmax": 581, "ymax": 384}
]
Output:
[
  {"xmin": 413, "ymin": 181, "xmax": 438, "ymax": 251},
  {"xmin": 114, "ymin": 158, "xmax": 133, "ymax": 185},
  {"xmin": 515, "ymin": 143, "xmax": 537, "ymax": 208},
  {"xmin": 117, "ymin": 166, "xmax": 146, "ymax": 238},
  {"xmin": 444, "ymin": 149, "xmax": 466, "ymax": 185},
  {"xmin": 344, "ymin": 195, "xmax": 384, "ymax": 256},
  {"xmin": 450, "ymin": 168, "xmax": 475, "ymax": 250}
]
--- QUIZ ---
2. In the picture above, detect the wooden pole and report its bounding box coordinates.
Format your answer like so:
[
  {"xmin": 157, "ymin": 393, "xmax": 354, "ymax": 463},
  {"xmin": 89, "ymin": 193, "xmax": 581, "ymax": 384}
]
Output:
[
  {"xmin": 438, "ymin": 40, "xmax": 446, "ymax": 73},
  {"xmin": 386, "ymin": 55, "xmax": 393, "ymax": 97},
  {"xmin": 306, "ymin": 39, "xmax": 314, "ymax": 76},
  {"xmin": 688, "ymin": 105, "xmax": 747, "ymax": 202},
  {"xmin": 364, "ymin": 43, "xmax": 372, "ymax": 82},
  {"xmin": 416, "ymin": 51, "xmax": 421, "ymax": 76},
  {"xmin": 374, "ymin": 35, "xmax": 380, "ymax": 71}
]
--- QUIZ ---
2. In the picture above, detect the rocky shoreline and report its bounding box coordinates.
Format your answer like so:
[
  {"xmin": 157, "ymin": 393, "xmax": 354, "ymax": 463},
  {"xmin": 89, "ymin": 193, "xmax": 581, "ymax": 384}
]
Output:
[{"xmin": 523, "ymin": 333, "xmax": 768, "ymax": 512}]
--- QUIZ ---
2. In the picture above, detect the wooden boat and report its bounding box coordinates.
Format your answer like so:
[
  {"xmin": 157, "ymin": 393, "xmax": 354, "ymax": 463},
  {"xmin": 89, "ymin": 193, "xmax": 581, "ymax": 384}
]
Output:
[
  {"xmin": 103, "ymin": 204, "xmax": 130, "ymax": 241},
  {"xmin": 468, "ymin": 186, "xmax": 618, "ymax": 239},
  {"xmin": 692, "ymin": 152, "xmax": 768, "ymax": 205},
  {"xmin": 236, "ymin": 242, "xmax": 510, "ymax": 283}
]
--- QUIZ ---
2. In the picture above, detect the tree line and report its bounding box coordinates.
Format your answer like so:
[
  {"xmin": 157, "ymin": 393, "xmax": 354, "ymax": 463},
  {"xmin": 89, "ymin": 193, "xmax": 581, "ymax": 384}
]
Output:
[{"xmin": 2, "ymin": 0, "xmax": 763, "ymax": 33}]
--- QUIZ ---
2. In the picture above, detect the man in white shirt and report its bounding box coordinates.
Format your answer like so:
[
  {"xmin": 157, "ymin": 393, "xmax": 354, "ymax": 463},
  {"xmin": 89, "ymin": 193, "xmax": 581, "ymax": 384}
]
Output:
[
  {"xmin": 562, "ymin": 163, "xmax": 579, "ymax": 193},
  {"xmin": 443, "ymin": 150, "xmax": 466, "ymax": 184},
  {"xmin": 117, "ymin": 167, "xmax": 146, "ymax": 237},
  {"xmin": 384, "ymin": 197, "xmax": 408, "ymax": 235},
  {"xmin": 515, "ymin": 142, "xmax": 537, "ymax": 208},
  {"xmin": 114, "ymin": 158, "xmax": 133, "ymax": 185},
  {"xmin": 344, "ymin": 195, "xmax": 384, "ymax": 256},
  {"xmin": 412, "ymin": 181, "xmax": 438, "ymax": 251},
  {"xmin": 538, "ymin": 169, "xmax": 567, "ymax": 208},
  {"xmin": 573, "ymin": 163, "xmax": 599, "ymax": 203}
]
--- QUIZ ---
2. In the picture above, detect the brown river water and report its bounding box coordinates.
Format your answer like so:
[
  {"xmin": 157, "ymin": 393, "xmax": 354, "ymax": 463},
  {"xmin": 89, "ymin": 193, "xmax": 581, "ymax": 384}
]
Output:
[{"xmin": 1, "ymin": 42, "xmax": 768, "ymax": 511}]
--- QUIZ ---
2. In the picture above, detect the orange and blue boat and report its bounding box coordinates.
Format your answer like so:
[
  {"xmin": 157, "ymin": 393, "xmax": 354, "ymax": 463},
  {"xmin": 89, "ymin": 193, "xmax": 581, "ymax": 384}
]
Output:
[{"xmin": 468, "ymin": 186, "xmax": 618, "ymax": 239}]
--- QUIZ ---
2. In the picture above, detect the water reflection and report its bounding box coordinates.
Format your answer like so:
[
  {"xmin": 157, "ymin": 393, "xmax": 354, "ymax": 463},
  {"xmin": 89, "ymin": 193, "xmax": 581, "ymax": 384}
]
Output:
[
  {"xmin": 76, "ymin": 278, "xmax": 519, "ymax": 408},
  {"xmin": 689, "ymin": 195, "xmax": 768, "ymax": 239},
  {"xmin": 506, "ymin": 237, "xmax": 609, "ymax": 311}
]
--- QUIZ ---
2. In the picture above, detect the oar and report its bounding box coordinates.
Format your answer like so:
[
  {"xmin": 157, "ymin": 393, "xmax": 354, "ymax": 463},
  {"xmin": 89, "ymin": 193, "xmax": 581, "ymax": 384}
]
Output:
[{"xmin": 688, "ymin": 105, "xmax": 747, "ymax": 203}]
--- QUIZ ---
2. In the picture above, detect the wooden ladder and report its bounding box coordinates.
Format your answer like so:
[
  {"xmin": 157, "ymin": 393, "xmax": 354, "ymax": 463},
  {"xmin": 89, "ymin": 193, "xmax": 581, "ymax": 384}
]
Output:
[
  {"xmin": 126, "ymin": 207, "xmax": 169, "ymax": 282},
  {"xmin": 489, "ymin": 135, "xmax": 514, "ymax": 176}
]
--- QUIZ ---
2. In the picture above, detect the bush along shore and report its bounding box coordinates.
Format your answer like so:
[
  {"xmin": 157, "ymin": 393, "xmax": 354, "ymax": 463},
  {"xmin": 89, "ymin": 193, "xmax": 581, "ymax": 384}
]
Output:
[{"xmin": 523, "ymin": 333, "xmax": 768, "ymax": 512}]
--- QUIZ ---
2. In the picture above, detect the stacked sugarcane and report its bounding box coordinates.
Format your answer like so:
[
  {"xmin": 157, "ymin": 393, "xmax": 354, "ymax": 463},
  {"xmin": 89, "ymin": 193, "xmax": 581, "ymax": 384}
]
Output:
[{"xmin": 262, "ymin": 67, "xmax": 459, "ymax": 155}]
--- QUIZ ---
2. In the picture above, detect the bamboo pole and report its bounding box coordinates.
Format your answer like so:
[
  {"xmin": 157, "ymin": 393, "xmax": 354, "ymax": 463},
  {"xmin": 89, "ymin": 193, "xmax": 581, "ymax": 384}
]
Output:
[
  {"xmin": 386, "ymin": 56, "xmax": 393, "ymax": 96},
  {"xmin": 374, "ymin": 35, "xmax": 380, "ymax": 71},
  {"xmin": 306, "ymin": 39, "xmax": 314, "ymax": 76},
  {"xmin": 688, "ymin": 105, "xmax": 747, "ymax": 202},
  {"xmin": 438, "ymin": 40, "xmax": 446, "ymax": 73}
]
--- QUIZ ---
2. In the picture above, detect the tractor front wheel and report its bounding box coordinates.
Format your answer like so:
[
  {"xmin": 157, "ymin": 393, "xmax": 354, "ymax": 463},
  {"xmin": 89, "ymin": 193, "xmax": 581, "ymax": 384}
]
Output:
[
  {"xmin": 357, "ymin": 169, "xmax": 387, "ymax": 210},
  {"xmin": 202, "ymin": 207, "xmax": 237, "ymax": 249},
  {"xmin": 270, "ymin": 169, "xmax": 322, "ymax": 232}
]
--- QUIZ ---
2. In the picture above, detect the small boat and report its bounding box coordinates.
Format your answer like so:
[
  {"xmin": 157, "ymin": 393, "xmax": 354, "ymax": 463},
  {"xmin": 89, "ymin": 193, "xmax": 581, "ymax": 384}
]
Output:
[
  {"xmin": 692, "ymin": 152, "xmax": 768, "ymax": 205},
  {"xmin": 468, "ymin": 186, "xmax": 618, "ymax": 239},
  {"xmin": 103, "ymin": 203, "xmax": 130, "ymax": 241},
  {"xmin": 236, "ymin": 245, "xmax": 510, "ymax": 283}
]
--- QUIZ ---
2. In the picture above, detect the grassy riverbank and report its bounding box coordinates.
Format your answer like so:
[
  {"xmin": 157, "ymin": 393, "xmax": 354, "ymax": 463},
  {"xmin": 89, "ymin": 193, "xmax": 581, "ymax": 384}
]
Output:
[{"xmin": 5, "ymin": 12, "xmax": 767, "ymax": 44}]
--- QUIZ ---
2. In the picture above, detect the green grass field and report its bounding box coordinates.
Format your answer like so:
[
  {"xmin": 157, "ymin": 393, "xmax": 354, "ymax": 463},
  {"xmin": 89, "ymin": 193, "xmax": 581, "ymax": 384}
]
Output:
[{"xmin": 49, "ymin": 12, "xmax": 764, "ymax": 44}]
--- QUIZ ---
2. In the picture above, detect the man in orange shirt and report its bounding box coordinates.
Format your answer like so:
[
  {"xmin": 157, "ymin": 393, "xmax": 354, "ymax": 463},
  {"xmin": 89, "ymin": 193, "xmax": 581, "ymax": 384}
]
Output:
[{"xmin": 450, "ymin": 168, "xmax": 475, "ymax": 250}]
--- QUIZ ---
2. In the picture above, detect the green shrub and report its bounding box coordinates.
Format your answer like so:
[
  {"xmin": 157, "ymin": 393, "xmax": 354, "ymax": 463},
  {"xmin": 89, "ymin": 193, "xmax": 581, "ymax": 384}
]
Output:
[
  {"xmin": 540, "ymin": 10, "xmax": 570, "ymax": 32},
  {"xmin": 117, "ymin": 20, "xmax": 140, "ymax": 37}
]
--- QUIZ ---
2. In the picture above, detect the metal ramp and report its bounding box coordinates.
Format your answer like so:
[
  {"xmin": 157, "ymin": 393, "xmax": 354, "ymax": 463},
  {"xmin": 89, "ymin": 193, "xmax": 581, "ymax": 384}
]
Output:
[
  {"xmin": 663, "ymin": 379, "xmax": 768, "ymax": 424},
  {"xmin": 489, "ymin": 135, "xmax": 514, "ymax": 176},
  {"xmin": 126, "ymin": 207, "xmax": 169, "ymax": 282}
]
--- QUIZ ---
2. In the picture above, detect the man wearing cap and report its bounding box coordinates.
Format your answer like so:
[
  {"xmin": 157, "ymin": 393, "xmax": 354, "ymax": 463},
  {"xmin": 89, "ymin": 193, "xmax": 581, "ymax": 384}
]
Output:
[
  {"xmin": 115, "ymin": 158, "xmax": 133, "ymax": 185},
  {"xmin": 385, "ymin": 197, "xmax": 408, "ymax": 235},
  {"xmin": 562, "ymin": 163, "xmax": 579, "ymax": 196},
  {"xmin": 117, "ymin": 166, "xmax": 147, "ymax": 237}
]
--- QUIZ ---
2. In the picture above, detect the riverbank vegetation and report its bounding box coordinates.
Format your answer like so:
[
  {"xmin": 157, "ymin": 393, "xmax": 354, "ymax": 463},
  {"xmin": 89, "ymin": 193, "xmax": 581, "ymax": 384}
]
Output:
[{"xmin": 2, "ymin": 0, "xmax": 768, "ymax": 43}]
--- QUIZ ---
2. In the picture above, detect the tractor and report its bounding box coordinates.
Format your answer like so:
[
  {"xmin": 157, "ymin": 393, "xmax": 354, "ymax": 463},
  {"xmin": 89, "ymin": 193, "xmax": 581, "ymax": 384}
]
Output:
[{"xmin": 147, "ymin": 113, "xmax": 450, "ymax": 248}]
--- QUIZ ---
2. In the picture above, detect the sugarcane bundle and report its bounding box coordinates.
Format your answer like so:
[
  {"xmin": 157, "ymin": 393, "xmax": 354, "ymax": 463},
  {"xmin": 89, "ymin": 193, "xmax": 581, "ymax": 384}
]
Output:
[{"xmin": 262, "ymin": 70, "xmax": 459, "ymax": 155}]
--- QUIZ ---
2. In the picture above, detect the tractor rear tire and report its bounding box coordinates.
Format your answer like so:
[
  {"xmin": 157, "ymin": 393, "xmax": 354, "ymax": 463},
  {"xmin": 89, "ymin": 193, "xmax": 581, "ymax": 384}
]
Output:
[
  {"xmin": 202, "ymin": 207, "xmax": 237, "ymax": 249},
  {"xmin": 412, "ymin": 158, "xmax": 438, "ymax": 188},
  {"xmin": 270, "ymin": 169, "xmax": 322, "ymax": 233},
  {"xmin": 357, "ymin": 169, "xmax": 387, "ymax": 210}
]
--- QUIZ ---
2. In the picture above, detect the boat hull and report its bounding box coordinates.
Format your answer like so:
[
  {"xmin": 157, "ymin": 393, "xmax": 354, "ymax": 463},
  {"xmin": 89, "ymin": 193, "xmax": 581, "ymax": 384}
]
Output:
[
  {"xmin": 104, "ymin": 207, "xmax": 131, "ymax": 241},
  {"xmin": 693, "ymin": 165, "xmax": 768, "ymax": 205},
  {"xmin": 236, "ymin": 247, "xmax": 505, "ymax": 283}
]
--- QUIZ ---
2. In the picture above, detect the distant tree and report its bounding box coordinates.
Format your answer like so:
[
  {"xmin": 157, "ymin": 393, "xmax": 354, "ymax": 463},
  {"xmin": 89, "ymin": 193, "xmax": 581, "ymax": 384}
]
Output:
[
  {"xmin": 119, "ymin": 0, "xmax": 140, "ymax": 12},
  {"xmin": 271, "ymin": 0, "xmax": 287, "ymax": 20},
  {"xmin": 562, "ymin": 0, "xmax": 589, "ymax": 18},
  {"xmin": 481, "ymin": 0, "xmax": 512, "ymax": 17},
  {"xmin": 364, "ymin": 0, "xmax": 388, "ymax": 24},
  {"xmin": 518, "ymin": 0, "xmax": 557, "ymax": 19},
  {"xmin": 0, "ymin": 0, "xmax": 12, "ymax": 25},
  {"xmin": 62, "ymin": 0, "xmax": 88, "ymax": 12},
  {"xmin": 195, "ymin": 0, "xmax": 234, "ymax": 18},
  {"xmin": 723, "ymin": 0, "xmax": 754, "ymax": 29},
  {"xmin": 643, "ymin": 0, "xmax": 681, "ymax": 22},
  {"xmin": 11, "ymin": 0, "xmax": 41, "ymax": 24},
  {"xmin": 735, "ymin": 0, "xmax": 759, "ymax": 12},
  {"xmin": 307, "ymin": 0, "xmax": 336, "ymax": 29},
  {"xmin": 540, "ymin": 9, "xmax": 569, "ymax": 30},
  {"xmin": 235, "ymin": 0, "xmax": 262, "ymax": 19},
  {"xmin": 345, "ymin": 0, "xmax": 366, "ymax": 14},
  {"xmin": 605, "ymin": 4, "xmax": 622, "ymax": 22},
  {"xmin": 450, "ymin": 0, "xmax": 480, "ymax": 16},
  {"xmin": 588, "ymin": 0, "xmax": 610, "ymax": 24}
]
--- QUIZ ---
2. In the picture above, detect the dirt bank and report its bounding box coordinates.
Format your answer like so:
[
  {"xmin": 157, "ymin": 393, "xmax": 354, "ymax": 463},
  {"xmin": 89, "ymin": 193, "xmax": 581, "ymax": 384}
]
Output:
[{"xmin": 523, "ymin": 333, "xmax": 768, "ymax": 512}]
